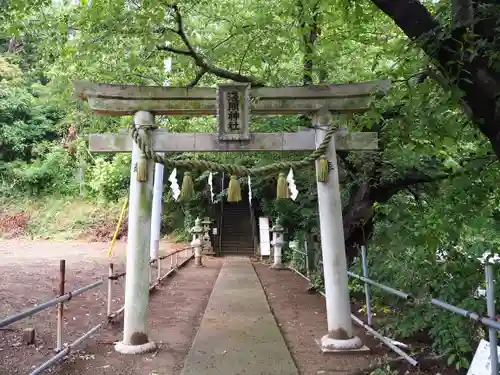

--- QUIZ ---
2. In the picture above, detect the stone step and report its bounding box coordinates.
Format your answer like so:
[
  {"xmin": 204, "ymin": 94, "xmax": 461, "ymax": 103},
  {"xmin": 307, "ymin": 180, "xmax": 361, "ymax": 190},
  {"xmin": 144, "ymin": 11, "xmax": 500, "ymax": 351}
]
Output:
[
  {"xmin": 221, "ymin": 242, "xmax": 253, "ymax": 246},
  {"xmin": 221, "ymin": 244, "xmax": 253, "ymax": 247},
  {"xmin": 220, "ymin": 242, "xmax": 254, "ymax": 247}
]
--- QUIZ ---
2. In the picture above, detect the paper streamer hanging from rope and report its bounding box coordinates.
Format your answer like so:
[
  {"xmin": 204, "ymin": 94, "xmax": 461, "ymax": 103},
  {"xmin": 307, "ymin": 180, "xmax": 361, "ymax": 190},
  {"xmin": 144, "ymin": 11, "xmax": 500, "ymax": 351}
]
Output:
[
  {"xmin": 169, "ymin": 168, "xmax": 181, "ymax": 201},
  {"xmin": 287, "ymin": 168, "xmax": 298, "ymax": 201},
  {"xmin": 248, "ymin": 175, "xmax": 252, "ymax": 206},
  {"xmin": 208, "ymin": 172, "xmax": 214, "ymax": 203}
]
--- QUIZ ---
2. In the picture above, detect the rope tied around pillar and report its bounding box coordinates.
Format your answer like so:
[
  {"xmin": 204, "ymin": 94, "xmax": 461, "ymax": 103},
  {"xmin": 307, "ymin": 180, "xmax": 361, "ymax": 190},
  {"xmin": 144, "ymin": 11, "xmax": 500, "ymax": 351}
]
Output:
[{"xmin": 129, "ymin": 120, "xmax": 338, "ymax": 178}]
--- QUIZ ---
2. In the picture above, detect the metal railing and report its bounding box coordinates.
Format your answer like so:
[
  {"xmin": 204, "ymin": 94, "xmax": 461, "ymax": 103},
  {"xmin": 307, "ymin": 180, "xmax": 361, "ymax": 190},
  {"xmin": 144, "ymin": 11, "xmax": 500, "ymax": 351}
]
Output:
[
  {"xmin": 286, "ymin": 241, "xmax": 499, "ymax": 374},
  {"xmin": 0, "ymin": 245, "xmax": 194, "ymax": 375},
  {"xmin": 107, "ymin": 246, "xmax": 194, "ymax": 320},
  {"xmin": 248, "ymin": 203, "xmax": 259, "ymax": 256},
  {"xmin": 217, "ymin": 172, "xmax": 225, "ymax": 256}
]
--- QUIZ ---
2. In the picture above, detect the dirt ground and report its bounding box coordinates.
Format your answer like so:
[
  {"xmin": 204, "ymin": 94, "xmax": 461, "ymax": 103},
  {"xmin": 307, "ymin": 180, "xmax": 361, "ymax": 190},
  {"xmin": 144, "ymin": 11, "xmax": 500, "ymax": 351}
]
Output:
[
  {"xmin": 253, "ymin": 262, "xmax": 458, "ymax": 375},
  {"xmin": 1, "ymin": 241, "xmax": 455, "ymax": 375},
  {"xmin": 254, "ymin": 262, "xmax": 387, "ymax": 375},
  {"xmin": 0, "ymin": 239, "xmax": 222, "ymax": 375}
]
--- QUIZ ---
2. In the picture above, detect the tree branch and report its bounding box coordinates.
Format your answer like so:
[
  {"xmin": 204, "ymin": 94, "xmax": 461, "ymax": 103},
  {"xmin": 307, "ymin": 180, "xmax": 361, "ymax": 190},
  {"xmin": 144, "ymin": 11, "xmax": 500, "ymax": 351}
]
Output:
[
  {"xmin": 157, "ymin": 45, "xmax": 192, "ymax": 56},
  {"xmin": 158, "ymin": 4, "xmax": 264, "ymax": 86},
  {"xmin": 377, "ymin": 153, "xmax": 496, "ymax": 200},
  {"xmin": 186, "ymin": 68, "xmax": 208, "ymax": 88},
  {"xmin": 425, "ymin": 68, "xmax": 473, "ymax": 119},
  {"xmin": 238, "ymin": 42, "xmax": 252, "ymax": 74},
  {"xmin": 342, "ymin": 152, "xmax": 496, "ymax": 259},
  {"xmin": 370, "ymin": 0, "xmax": 500, "ymax": 160}
]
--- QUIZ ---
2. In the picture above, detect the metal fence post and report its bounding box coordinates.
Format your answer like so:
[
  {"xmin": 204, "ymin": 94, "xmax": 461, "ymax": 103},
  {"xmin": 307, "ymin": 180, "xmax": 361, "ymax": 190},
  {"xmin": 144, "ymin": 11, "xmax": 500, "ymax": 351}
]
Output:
[
  {"xmin": 485, "ymin": 262, "xmax": 498, "ymax": 375},
  {"xmin": 307, "ymin": 235, "xmax": 317, "ymax": 277},
  {"xmin": 361, "ymin": 245, "xmax": 373, "ymax": 326},
  {"xmin": 107, "ymin": 263, "xmax": 113, "ymax": 318},
  {"xmin": 304, "ymin": 239, "xmax": 310, "ymax": 279},
  {"xmin": 157, "ymin": 257, "xmax": 162, "ymax": 282},
  {"xmin": 56, "ymin": 260, "xmax": 65, "ymax": 352}
]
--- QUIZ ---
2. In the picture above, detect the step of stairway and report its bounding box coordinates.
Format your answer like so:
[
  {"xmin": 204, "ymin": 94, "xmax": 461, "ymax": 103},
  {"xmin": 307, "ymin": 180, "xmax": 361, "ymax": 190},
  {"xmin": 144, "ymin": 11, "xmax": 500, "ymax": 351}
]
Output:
[
  {"xmin": 221, "ymin": 246, "xmax": 254, "ymax": 250},
  {"xmin": 222, "ymin": 238, "xmax": 253, "ymax": 243},
  {"xmin": 221, "ymin": 247, "xmax": 254, "ymax": 250},
  {"xmin": 221, "ymin": 250, "xmax": 254, "ymax": 253}
]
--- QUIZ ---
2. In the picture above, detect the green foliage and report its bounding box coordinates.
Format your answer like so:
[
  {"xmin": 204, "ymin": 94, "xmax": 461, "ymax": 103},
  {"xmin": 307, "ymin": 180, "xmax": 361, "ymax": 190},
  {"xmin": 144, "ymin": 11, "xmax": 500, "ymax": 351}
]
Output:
[
  {"xmin": 369, "ymin": 365, "xmax": 398, "ymax": 375},
  {"xmin": 2, "ymin": 142, "xmax": 78, "ymax": 196},
  {"xmin": 88, "ymin": 154, "xmax": 130, "ymax": 201},
  {"xmin": 2, "ymin": 1, "xmax": 500, "ymax": 370},
  {"xmin": 0, "ymin": 56, "xmax": 63, "ymax": 162}
]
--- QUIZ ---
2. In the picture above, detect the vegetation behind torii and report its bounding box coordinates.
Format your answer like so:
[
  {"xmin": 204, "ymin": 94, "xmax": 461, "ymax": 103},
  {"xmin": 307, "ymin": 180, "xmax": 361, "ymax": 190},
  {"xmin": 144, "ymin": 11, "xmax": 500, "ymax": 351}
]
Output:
[{"xmin": 1, "ymin": 0, "xmax": 500, "ymax": 370}]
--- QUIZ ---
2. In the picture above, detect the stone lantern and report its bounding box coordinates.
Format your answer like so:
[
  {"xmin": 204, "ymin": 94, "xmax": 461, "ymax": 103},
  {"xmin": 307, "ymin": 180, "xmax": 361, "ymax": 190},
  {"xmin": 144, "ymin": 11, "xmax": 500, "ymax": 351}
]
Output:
[
  {"xmin": 270, "ymin": 218, "xmax": 286, "ymax": 269},
  {"xmin": 190, "ymin": 217, "xmax": 204, "ymax": 267},
  {"xmin": 201, "ymin": 217, "xmax": 215, "ymax": 256}
]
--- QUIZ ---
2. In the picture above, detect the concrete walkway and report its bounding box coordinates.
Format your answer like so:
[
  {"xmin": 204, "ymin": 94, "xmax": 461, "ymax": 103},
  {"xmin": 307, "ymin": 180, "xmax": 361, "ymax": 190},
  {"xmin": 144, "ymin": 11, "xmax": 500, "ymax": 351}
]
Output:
[{"xmin": 180, "ymin": 257, "xmax": 299, "ymax": 375}]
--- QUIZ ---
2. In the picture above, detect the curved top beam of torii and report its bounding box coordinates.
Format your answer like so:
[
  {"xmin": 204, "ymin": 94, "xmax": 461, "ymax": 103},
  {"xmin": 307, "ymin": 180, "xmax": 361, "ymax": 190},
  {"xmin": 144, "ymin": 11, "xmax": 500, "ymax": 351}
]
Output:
[{"xmin": 72, "ymin": 79, "xmax": 391, "ymax": 117}]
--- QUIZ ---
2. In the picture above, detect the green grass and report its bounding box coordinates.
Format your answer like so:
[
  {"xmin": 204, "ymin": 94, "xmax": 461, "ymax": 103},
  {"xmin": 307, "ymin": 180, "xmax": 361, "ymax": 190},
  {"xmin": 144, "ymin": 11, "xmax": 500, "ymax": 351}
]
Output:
[{"xmin": 0, "ymin": 195, "xmax": 124, "ymax": 240}]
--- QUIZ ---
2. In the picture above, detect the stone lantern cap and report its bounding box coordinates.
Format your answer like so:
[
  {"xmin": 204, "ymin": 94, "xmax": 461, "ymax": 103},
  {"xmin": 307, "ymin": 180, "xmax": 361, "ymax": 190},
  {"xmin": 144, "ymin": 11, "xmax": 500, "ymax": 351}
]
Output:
[
  {"xmin": 270, "ymin": 222, "xmax": 284, "ymax": 233},
  {"xmin": 191, "ymin": 217, "xmax": 204, "ymax": 234},
  {"xmin": 201, "ymin": 217, "xmax": 213, "ymax": 226}
]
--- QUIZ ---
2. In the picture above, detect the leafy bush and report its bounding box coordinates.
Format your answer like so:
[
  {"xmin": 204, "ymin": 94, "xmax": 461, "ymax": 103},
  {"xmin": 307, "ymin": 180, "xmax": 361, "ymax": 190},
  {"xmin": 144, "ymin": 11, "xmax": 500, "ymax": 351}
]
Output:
[
  {"xmin": 3, "ymin": 142, "xmax": 78, "ymax": 196},
  {"xmin": 88, "ymin": 154, "xmax": 130, "ymax": 201},
  {"xmin": 0, "ymin": 56, "xmax": 62, "ymax": 163}
]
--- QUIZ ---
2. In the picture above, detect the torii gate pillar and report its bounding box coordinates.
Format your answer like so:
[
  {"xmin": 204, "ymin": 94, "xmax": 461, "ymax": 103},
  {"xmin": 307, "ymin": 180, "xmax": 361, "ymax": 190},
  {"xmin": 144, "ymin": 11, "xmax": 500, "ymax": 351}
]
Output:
[
  {"xmin": 314, "ymin": 108, "xmax": 366, "ymax": 352},
  {"xmin": 115, "ymin": 111, "xmax": 157, "ymax": 354}
]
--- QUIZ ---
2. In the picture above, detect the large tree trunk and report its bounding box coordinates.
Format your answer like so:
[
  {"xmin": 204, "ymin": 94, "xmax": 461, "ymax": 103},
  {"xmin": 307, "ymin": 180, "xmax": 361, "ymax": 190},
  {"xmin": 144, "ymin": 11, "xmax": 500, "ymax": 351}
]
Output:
[{"xmin": 370, "ymin": 0, "xmax": 500, "ymax": 160}]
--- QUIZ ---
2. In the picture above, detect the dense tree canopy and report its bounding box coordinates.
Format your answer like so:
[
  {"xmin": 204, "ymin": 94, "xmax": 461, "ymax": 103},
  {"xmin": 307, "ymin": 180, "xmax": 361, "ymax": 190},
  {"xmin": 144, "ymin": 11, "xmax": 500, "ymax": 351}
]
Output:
[{"xmin": 1, "ymin": 0, "xmax": 500, "ymax": 371}]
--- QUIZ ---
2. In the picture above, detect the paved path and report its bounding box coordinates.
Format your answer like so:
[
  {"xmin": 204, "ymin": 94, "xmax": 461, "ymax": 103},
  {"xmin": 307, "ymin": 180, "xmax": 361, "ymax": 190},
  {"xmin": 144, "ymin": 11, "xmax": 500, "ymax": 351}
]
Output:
[{"xmin": 180, "ymin": 257, "xmax": 299, "ymax": 375}]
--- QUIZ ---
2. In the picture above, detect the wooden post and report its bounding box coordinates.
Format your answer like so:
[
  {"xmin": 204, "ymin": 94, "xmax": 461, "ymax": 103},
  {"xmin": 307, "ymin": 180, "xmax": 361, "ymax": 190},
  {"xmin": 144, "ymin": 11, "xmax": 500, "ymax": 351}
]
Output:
[
  {"xmin": 305, "ymin": 235, "xmax": 315, "ymax": 279},
  {"xmin": 115, "ymin": 111, "xmax": 157, "ymax": 355},
  {"xmin": 150, "ymin": 152, "xmax": 165, "ymax": 261},
  {"xmin": 107, "ymin": 263, "xmax": 113, "ymax": 318},
  {"xmin": 56, "ymin": 260, "xmax": 65, "ymax": 352},
  {"xmin": 314, "ymin": 108, "xmax": 366, "ymax": 352}
]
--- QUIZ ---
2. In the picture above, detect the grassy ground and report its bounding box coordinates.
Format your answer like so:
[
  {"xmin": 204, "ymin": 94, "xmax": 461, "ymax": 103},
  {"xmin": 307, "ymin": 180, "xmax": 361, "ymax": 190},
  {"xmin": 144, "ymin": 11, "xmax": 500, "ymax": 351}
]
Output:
[{"xmin": 0, "ymin": 196, "xmax": 126, "ymax": 241}]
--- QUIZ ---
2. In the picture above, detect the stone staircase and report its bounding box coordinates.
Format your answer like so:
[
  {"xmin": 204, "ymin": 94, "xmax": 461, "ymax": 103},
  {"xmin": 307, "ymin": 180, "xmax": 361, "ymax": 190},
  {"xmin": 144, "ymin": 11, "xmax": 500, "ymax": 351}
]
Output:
[{"xmin": 220, "ymin": 200, "xmax": 255, "ymax": 255}]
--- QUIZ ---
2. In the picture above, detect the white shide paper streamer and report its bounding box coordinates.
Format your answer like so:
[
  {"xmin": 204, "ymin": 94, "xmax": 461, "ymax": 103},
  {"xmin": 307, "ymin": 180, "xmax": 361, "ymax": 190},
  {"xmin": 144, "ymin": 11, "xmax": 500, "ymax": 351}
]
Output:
[
  {"xmin": 287, "ymin": 168, "xmax": 298, "ymax": 201},
  {"xmin": 168, "ymin": 168, "xmax": 180, "ymax": 201},
  {"xmin": 208, "ymin": 172, "xmax": 214, "ymax": 203}
]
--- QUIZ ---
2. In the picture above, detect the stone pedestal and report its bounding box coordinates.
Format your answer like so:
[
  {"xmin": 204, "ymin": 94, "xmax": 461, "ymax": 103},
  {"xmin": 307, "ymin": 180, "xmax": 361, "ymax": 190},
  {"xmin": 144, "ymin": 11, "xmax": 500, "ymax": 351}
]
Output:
[
  {"xmin": 201, "ymin": 217, "xmax": 216, "ymax": 256},
  {"xmin": 270, "ymin": 219, "xmax": 285, "ymax": 270},
  {"xmin": 191, "ymin": 218, "xmax": 204, "ymax": 268}
]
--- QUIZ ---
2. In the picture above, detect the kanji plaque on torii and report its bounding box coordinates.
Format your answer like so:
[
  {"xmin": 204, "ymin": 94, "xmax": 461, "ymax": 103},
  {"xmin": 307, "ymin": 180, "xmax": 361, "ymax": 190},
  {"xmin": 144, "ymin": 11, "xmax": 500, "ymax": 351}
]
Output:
[
  {"xmin": 73, "ymin": 78, "xmax": 390, "ymax": 356},
  {"xmin": 216, "ymin": 83, "xmax": 250, "ymax": 141}
]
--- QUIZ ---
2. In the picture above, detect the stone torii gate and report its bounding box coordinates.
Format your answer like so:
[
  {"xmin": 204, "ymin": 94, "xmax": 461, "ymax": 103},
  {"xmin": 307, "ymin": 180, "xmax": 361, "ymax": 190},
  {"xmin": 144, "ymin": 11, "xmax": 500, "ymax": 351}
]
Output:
[{"xmin": 73, "ymin": 79, "xmax": 390, "ymax": 355}]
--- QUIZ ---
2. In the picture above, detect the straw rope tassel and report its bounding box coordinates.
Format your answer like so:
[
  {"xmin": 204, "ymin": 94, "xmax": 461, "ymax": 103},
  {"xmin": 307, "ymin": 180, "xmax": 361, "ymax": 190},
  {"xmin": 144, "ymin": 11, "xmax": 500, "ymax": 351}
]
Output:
[
  {"xmin": 180, "ymin": 172, "xmax": 194, "ymax": 201},
  {"xmin": 136, "ymin": 153, "xmax": 148, "ymax": 182},
  {"xmin": 317, "ymin": 156, "xmax": 329, "ymax": 182},
  {"xmin": 276, "ymin": 172, "xmax": 289, "ymax": 200},
  {"xmin": 227, "ymin": 175, "xmax": 242, "ymax": 202}
]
